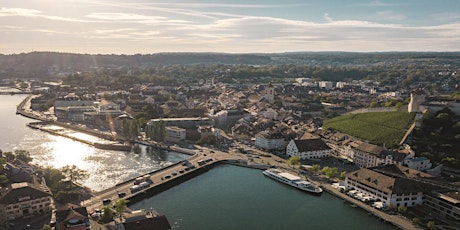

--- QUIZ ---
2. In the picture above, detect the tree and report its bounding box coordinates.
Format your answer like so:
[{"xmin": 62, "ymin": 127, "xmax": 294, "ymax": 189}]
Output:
[
  {"xmin": 427, "ymin": 221, "xmax": 436, "ymax": 230},
  {"xmin": 397, "ymin": 205, "xmax": 407, "ymax": 214},
  {"xmin": 61, "ymin": 165, "xmax": 89, "ymax": 187},
  {"xmin": 310, "ymin": 164, "xmax": 321, "ymax": 172},
  {"xmin": 41, "ymin": 224, "xmax": 52, "ymax": 230},
  {"xmin": 3, "ymin": 152, "xmax": 15, "ymax": 162},
  {"xmin": 321, "ymin": 167, "xmax": 339, "ymax": 179},
  {"xmin": 339, "ymin": 171, "xmax": 346, "ymax": 180},
  {"xmin": 101, "ymin": 206, "xmax": 114, "ymax": 223},
  {"xmin": 287, "ymin": 156, "xmax": 300, "ymax": 167},
  {"xmin": 15, "ymin": 150, "xmax": 32, "ymax": 162},
  {"xmin": 114, "ymin": 199, "xmax": 129, "ymax": 221},
  {"xmin": 0, "ymin": 175, "xmax": 8, "ymax": 186}
]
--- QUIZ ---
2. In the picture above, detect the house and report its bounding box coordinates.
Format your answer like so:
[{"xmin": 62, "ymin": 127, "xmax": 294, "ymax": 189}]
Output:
[
  {"xmin": 165, "ymin": 126, "xmax": 186, "ymax": 143},
  {"xmin": 255, "ymin": 131, "xmax": 289, "ymax": 150},
  {"xmin": 423, "ymin": 190, "xmax": 460, "ymax": 223},
  {"xmin": 286, "ymin": 138, "xmax": 332, "ymax": 160},
  {"xmin": 351, "ymin": 142, "xmax": 406, "ymax": 168},
  {"xmin": 0, "ymin": 182, "xmax": 53, "ymax": 220},
  {"xmin": 345, "ymin": 166, "xmax": 434, "ymax": 208},
  {"xmin": 54, "ymin": 204, "xmax": 90, "ymax": 230},
  {"xmin": 115, "ymin": 210, "xmax": 171, "ymax": 230},
  {"xmin": 403, "ymin": 157, "xmax": 432, "ymax": 171}
]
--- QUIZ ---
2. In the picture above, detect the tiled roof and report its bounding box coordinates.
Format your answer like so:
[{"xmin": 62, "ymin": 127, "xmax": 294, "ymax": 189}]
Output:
[
  {"xmin": 0, "ymin": 182, "xmax": 52, "ymax": 204},
  {"xmin": 294, "ymin": 138, "xmax": 331, "ymax": 152}
]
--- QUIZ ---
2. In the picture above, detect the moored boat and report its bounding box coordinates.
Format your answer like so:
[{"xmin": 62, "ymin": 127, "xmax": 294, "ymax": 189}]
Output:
[{"xmin": 263, "ymin": 168, "xmax": 322, "ymax": 194}]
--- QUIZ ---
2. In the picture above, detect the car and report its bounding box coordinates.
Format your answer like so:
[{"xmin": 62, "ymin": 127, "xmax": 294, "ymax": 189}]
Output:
[
  {"xmin": 118, "ymin": 192, "xmax": 126, "ymax": 198},
  {"xmin": 91, "ymin": 212, "xmax": 101, "ymax": 218},
  {"xmin": 210, "ymin": 150, "xmax": 215, "ymax": 153},
  {"xmin": 164, "ymin": 175, "xmax": 171, "ymax": 179},
  {"xmin": 171, "ymin": 172, "xmax": 177, "ymax": 176},
  {"xmin": 179, "ymin": 170, "xmax": 185, "ymax": 174},
  {"xmin": 102, "ymin": 199, "xmax": 111, "ymax": 205},
  {"xmin": 184, "ymin": 167, "xmax": 190, "ymax": 171}
]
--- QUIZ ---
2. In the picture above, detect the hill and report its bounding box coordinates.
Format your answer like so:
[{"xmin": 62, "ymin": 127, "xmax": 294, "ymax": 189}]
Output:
[{"xmin": 323, "ymin": 111, "xmax": 415, "ymax": 147}]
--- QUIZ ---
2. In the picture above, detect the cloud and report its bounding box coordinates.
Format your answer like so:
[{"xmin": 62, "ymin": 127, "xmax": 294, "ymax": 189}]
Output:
[
  {"xmin": 430, "ymin": 12, "xmax": 460, "ymax": 21},
  {"xmin": 0, "ymin": 7, "xmax": 89, "ymax": 22},
  {"xmin": 376, "ymin": 11, "xmax": 406, "ymax": 21}
]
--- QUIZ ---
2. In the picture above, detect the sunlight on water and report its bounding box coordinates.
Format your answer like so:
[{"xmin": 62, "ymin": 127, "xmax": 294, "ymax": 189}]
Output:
[{"xmin": 0, "ymin": 95, "xmax": 189, "ymax": 192}]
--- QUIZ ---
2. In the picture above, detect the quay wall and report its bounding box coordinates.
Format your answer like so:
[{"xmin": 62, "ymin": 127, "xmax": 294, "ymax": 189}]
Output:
[{"xmin": 125, "ymin": 161, "xmax": 223, "ymax": 204}]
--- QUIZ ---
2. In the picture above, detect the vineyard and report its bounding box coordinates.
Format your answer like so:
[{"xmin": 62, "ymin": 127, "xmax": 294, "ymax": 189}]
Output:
[{"xmin": 323, "ymin": 111, "xmax": 415, "ymax": 147}]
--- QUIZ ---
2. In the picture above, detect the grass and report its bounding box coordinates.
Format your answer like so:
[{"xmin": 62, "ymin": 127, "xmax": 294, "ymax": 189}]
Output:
[{"xmin": 323, "ymin": 111, "xmax": 415, "ymax": 147}]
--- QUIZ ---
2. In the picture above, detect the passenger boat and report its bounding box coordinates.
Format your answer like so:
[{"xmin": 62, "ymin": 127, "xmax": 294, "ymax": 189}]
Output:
[{"xmin": 263, "ymin": 168, "xmax": 322, "ymax": 194}]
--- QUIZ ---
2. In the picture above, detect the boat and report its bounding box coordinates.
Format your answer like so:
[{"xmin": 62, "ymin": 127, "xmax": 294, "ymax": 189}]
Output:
[{"xmin": 263, "ymin": 168, "xmax": 322, "ymax": 194}]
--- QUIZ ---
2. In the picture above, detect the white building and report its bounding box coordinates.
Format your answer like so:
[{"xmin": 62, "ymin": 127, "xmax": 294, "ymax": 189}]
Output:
[
  {"xmin": 264, "ymin": 83, "xmax": 275, "ymax": 104},
  {"xmin": 404, "ymin": 157, "xmax": 432, "ymax": 171},
  {"xmin": 318, "ymin": 81, "xmax": 333, "ymax": 90},
  {"xmin": 286, "ymin": 139, "xmax": 332, "ymax": 160},
  {"xmin": 165, "ymin": 126, "xmax": 186, "ymax": 143},
  {"xmin": 423, "ymin": 191, "xmax": 460, "ymax": 223},
  {"xmin": 0, "ymin": 182, "xmax": 53, "ymax": 220},
  {"xmin": 255, "ymin": 131, "xmax": 288, "ymax": 150},
  {"xmin": 345, "ymin": 167, "xmax": 428, "ymax": 208},
  {"xmin": 351, "ymin": 142, "xmax": 406, "ymax": 168}
]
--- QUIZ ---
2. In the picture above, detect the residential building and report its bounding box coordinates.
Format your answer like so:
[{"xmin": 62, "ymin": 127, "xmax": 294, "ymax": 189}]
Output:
[
  {"xmin": 423, "ymin": 190, "xmax": 460, "ymax": 223},
  {"xmin": 54, "ymin": 204, "xmax": 90, "ymax": 230},
  {"xmin": 264, "ymin": 83, "xmax": 275, "ymax": 104},
  {"xmin": 351, "ymin": 142, "xmax": 406, "ymax": 168},
  {"xmin": 404, "ymin": 157, "xmax": 432, "ymax": 171},
  {"xmin": 345, "ymin": 166, "xmax": 431, "ymax": 208},
  {"xmin": 115, "ymin": 210, "xmax": 171, "ymax": 230},
  {"xmin": 0, "ymin": 204, "xmax": 7, "ymax": 230},
  {"xmin": 0, "ymin": 182, "xmax": 53, "ymax": 220},
  {"xmin": 255, "ymin": 131, "xmax": 288, "ymax": 150},
  {"xmin": 165, "ymin": 126, "xmax": 186, "ymax": 143},
  {"xmin": 286, "ymin": 138, "xmax": 332, "ymax": 160}
]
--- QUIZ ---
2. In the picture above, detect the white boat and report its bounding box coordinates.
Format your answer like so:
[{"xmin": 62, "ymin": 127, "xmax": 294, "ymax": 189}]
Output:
[{"xmin": 263, "ymin": 168, "xmax": 322, "ymax": 194}]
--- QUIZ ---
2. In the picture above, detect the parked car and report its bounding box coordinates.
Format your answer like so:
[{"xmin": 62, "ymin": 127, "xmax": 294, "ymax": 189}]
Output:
[
  {"xmin": 102, "ymin": 199, "xmax": 111, "ymax": 205},
  {"xmin": 118, "ymin": 192, "xmax": 126, "ymax": 198}
]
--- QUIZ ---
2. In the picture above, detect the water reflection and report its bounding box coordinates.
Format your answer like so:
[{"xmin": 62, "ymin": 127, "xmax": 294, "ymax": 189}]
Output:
[{"xmin": 0, "ymin": 95, "xmax": 189, "ymax": 192}]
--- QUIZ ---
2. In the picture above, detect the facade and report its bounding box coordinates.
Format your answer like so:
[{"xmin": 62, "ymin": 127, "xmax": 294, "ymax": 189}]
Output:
[
  {"xmin": 212, "ymin": 110, "xmax": 250, "ymax": 126},
  {"xmin": 408, "ymin": 91, "xmax": 426, "ymax": 113},
  {"xmin": 0, "ymin": 182, "xmax": 53, "ymax": 220},
  {"xmin": 423, "ymin": 191, "xmax": 460, "ymax": 222},
  {"xmin": 351, "ymin": 142, "xmax": 406, "ymax": 168},
  {"xmin": 54, "ymin": 97, "xmax": 94, "ymax": 108},
  {"xmin": 148, "ymin": 117, "xmax": 213, "ymax": 130},
  {"xmin": 264, "ymin": 83, "xmax": 275, "ymax": 104},
  {"xmin": 286, "ymin": 139, "xmax": 332, "ymax": 160},
  {"xmin": 255, "ymin": 131, "xmax": 288, "ymax": 150},
  {"xmin": 165, "ymin": 126, "xmax": 186, "ymax": 143},
  {"xmin": 318, "ymin": 81, "xmax": 333, "ymax": 90},
  {"xmin": 54, "ymin": 204, "xmax": 90, "ymax": 230},
  {"xmin": 404, "ymin": 157, "xmax": 432, "ymax": 171},
  {"xmin": 345, "ymin": 167, "xmax": 428, "ymax": 208},
  {"xmin": 55, "ymin": 106, "xmax": 95, "ymax": 122}
]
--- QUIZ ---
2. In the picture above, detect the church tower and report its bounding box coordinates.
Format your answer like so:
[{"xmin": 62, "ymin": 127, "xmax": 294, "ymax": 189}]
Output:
[{"xmin": 264, "ymin": 82, "xmax": 275, "ymax": 104}]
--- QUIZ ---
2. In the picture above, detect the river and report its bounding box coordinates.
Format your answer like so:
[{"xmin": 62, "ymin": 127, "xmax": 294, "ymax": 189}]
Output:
[{"xmin": 1, "ymin": 95, "xmax": 395, "ymax": 229}]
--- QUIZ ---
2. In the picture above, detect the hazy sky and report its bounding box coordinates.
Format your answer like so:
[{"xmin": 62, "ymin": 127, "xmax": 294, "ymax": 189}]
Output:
[{"xmin": 1, "ymin": 0, "xmax": 460, "ymax": 54}]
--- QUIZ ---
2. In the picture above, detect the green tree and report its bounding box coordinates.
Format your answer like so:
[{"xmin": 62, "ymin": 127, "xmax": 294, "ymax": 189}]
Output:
[
  {"xmin": 287, "ymin": 156, "xmax": 300, "ymax": 167},
  {"xmin": 397, "ymin": 205, "xmax": 407, "ymax": 214},
  {"xmin": 61, "ymin": 165, "xmax": 89, "ymax": 187},
  {"xmin": 101, "ymin": 206, "xmax": 114, "ymax": 223},
  {"xmin": 0, "ymin": 175, "xmax": 8, "ymax": 186},
  {"xmin": 4, "ymin": 152, "xmax": 15, "ymax": 162},
  {"xmin": 310, "ymin": 164, "xmax": 321, "ymax": 172},
  {"xmin": 114, "ymin": 199, "xmax": 129, "ymax": 221},
  {"xmin": 41, "ymin": 224, "xmax": 52, "ymax": 230},
  {"xmin": 15, "ymin": 150, "xmax": 32, "ymax": 162},
  {"xmin": 339, "ymin": 171, "xmax": 347, "ymax": 180},
  {"xmin": 321, "ymin": 167, "xmax": 339, "ymax": 179},
  {"xmin": 427, "ymin": 221, "xmax": 436, "ymax": 230}
]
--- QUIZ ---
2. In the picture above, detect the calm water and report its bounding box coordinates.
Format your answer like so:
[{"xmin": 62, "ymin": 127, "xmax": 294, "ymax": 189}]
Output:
[
  {"xmin": 0, "ymin": 95, "xmax": 188, "ymax": 191},
  {"xmin": 131, "ymin": 165, "xmax": 395, "ymax": 230},
  {"xmin": 2, "ymin": 95, "xmax": 396, "ymax": 229}
]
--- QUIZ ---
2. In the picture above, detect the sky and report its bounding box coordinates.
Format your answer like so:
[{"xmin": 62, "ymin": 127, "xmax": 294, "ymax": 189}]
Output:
[{"xmin": 1, "ymin": 0, "xmax": 460, "ymax": 54}]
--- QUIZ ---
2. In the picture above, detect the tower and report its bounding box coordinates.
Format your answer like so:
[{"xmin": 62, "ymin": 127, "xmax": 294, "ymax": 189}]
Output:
[{"xmin": 264, "ymin": 82, "xmax": 275, "ymax": 104}]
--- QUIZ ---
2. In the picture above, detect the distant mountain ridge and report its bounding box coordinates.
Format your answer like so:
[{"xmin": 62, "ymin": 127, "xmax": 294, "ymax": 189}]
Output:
[{"xmin": 1, "ymin": 51, "xmax": 459, "ymax": 78}]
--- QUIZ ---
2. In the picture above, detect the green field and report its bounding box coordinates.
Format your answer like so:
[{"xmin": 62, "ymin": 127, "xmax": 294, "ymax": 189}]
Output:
[{"xmin": 323, "ymin": 111, "xmax": 415, "ymax": 147}]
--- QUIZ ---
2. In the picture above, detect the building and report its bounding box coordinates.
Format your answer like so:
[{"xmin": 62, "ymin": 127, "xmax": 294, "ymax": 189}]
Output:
[
  {"xmin": 423, "ymin": 190, "xmax": 460, "ymax": 223},
  {"xmin": 264, "ymin": 83, "xmax": 275, "ymax": 104},
  {"xmin": 54, "ymin": 204, "xmax": 90, "ymax": 230},
  {"xmin": 286, "ymin": 138, "xmax": 332, "ymax": 160},
  {"xmin": 255, "ymin": 131, "xmax": 289, "ymax": 150},
  {"xmin": 54, "ymin": 97, "xmax": 94, "ymax": 109},
  {"xmin": 0, "ymin": 182, "xmax": 53, "ymax": 220},
  {"xmin": 403, "ymin": 157, "xmax": 432, "ymax": 171},
  {"xmin": 165, "ymin": 126, "xmax": 186, "ymax": 143},
  {"xmin": 115, "ymin": 210, "xmax": 171, "ymax": 230},
  {"xmin": 148, "ymin": 117, "xmax": 213, "ymax": 130},
  {"xmin": 211, "ymin": 110, "xmax": 250, "ymax": 126},
  {"xmin": 351, "ymin": 142, "xmax": 406, "ymax": 168},
  {"xmin": 345, "ymin": 166, "xmax": 431, "ymax": 208},
  {"xmin": 54, "ymin": 106, "xmax": 95, "ymax": 122},
  {"xmin": 318, "ymin": 81, "xmax": 333, "ymax": 90},
  {"xmin": 0, "ymin": 204, "xmax": 7, "ymax": 230}
]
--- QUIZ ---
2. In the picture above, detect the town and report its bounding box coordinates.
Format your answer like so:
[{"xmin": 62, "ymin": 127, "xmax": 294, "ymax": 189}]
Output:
[{"xmin": 0, "ymin": 52, "xmax": 459, "ymax": 230}]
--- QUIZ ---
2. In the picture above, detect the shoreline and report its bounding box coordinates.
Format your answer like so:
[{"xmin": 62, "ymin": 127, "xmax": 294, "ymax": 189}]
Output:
[{"xmin": 15, "ymin": 94, "xmax": 419, "ymax": 230}]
